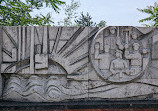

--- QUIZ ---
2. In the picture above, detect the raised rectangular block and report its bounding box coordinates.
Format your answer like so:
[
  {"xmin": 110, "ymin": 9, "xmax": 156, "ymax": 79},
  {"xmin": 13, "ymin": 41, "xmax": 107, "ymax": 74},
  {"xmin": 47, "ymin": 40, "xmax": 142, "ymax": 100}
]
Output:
[{"xmin": 35, "ymin": 54, "xmax": 48, "ymax": 70}]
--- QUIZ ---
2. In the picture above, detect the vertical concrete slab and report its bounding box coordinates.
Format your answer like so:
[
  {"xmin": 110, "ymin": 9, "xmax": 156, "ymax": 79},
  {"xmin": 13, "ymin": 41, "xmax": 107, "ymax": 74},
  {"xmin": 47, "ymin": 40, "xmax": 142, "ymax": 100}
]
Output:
[
  {"xmin": 43, "ymin": 26, "xmax": 48, "ymax": 54},
  {"xmin": 0, "ymin": 26, "xmax": 2, "ymax": 98},
  {"xmin": 18, "ymin": 26, "xmax": 22, "ymax": 61},
  {"xmin": 22, "ymin": 26, "xmax": 26, "ymax": 60},
  {"xmin": 30, "ymin": 26, "xmax": 35, "ymax": 74}
]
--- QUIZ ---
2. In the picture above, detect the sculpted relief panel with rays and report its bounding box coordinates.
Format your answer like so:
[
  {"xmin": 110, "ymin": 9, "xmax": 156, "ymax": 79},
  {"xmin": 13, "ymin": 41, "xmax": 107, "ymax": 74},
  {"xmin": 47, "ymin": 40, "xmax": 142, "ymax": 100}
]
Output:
[{"xmin": 1, "ymin": 26, "xmax": 158, "ymax": 102}]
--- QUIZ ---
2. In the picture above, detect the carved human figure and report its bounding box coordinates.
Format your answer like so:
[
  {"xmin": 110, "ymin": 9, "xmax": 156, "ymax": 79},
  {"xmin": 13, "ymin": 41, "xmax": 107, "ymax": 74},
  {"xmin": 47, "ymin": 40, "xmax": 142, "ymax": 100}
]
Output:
[
  {"xmin": 104, "ymin": 26, "xmax": 118, "ymax": 50},
  {"xmin": 116, "ymin": 27, "xmax": 124, "ymax": 50},
  {"xmin": 110, "ymin": 50, "xmax": 129, "ymax": 78},
  {"xmin": 109, "ymin": 26, "xmax": 116, "ymax": 35},
  {"xmin": 129, "ymin": 31, "xmax": 139, "ymax": 45},
  {"xmin": 117, "ymin": 31, "xmax": 139, "ymax": 51},
  {"xmin": 131, "ymin": 31, "xmax": 139, "ymax": 40},
  {"xmin": 125, "ymin": 43, "xmax": 142, "ymax": 75},
  {"xmin": 95, "ymin": 43, "xmax": 111, "ymax": 70}
]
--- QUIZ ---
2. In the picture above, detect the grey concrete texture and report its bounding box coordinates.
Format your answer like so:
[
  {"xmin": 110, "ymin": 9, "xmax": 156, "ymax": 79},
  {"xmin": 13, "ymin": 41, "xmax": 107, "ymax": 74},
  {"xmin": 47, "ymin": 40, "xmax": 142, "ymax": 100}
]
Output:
[{"xmin": 0, "ymin": 26, "xmax": 158, "ymax": 102}]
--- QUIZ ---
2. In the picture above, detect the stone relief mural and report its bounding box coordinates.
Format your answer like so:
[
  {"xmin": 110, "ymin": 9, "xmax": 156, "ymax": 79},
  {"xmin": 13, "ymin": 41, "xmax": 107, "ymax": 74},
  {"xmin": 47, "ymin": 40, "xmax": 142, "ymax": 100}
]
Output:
[
  {"xmin": 90, "ymin": 26, "xmax": 150, "ymax": 83},
  {"xmin": 0, "ymin": 26, "xmax": 158, "ymax": 102}
]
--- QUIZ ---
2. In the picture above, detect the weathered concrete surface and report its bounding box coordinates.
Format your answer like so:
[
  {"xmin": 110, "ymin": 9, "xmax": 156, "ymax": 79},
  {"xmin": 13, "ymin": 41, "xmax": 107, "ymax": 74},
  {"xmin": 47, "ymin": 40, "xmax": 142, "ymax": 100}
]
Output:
[{"xmin": 1, "ymin": 26, "xmax": 158, "ymax": 102}]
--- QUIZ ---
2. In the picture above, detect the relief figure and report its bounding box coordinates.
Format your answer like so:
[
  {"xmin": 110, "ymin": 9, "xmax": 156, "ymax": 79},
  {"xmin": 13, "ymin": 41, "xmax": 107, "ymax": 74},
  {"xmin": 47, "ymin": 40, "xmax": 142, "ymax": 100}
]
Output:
[
  {"xmin": 95, "ymin": 43, "xmax": 111, "ymax": 70},
  {"xmin": 110, "ymin": 50, "xmax": 129, "ymax": 79},
  {"xmin": 125, "ymin": 43, "xmax": 142, "ymax": 75}
]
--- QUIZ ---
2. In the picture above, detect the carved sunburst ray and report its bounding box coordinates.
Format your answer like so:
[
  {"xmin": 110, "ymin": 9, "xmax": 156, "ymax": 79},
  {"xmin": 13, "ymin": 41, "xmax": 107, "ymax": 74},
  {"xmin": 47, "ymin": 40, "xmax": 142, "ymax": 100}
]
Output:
[
  {"xmin": 49, "ymin": 27, "xmax": 99, "ymax": 74},
  {"xmin": 57, "ymin": 27, "xmax": 85, "ymax": 55},
  {"xmin": 62, "ymin": 27, "xmax": 99, "ymax": 58},
  {"xmin": 51, "ymin": 27, "xmax": 63, "ymax": 53},
  {"xmin": 2, "ymin": 27, "xmax": 18, "ymax": 49}
]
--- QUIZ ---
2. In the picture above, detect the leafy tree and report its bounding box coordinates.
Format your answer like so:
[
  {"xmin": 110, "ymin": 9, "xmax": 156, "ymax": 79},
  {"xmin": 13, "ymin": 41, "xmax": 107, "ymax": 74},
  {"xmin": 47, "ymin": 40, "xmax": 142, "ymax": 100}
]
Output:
[
  {"xmin": 75, "ymin": 12, "xmax": 96, "ymax": 26},
  {"xmin": 97, "ymin": 20, "xmax": 106, "ymax": 27},
  {"xmin": 0, "ymin": 0, "xmax": 65, "ymax": 26},
  {"xmin": 138, "ymin": 2, "xmax": 158, "ymax": 27},
  {"xmin": 58, "ymin": 0, "xmax": 80, "ymax": 26}
]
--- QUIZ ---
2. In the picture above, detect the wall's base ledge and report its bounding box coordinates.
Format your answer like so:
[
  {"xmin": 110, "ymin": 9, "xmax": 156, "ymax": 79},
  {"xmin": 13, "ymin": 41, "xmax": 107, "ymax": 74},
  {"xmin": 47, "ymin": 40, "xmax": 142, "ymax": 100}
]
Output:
[{"xmin": 0, "ymin": 100, "xmax": 158, "ymax": 110}]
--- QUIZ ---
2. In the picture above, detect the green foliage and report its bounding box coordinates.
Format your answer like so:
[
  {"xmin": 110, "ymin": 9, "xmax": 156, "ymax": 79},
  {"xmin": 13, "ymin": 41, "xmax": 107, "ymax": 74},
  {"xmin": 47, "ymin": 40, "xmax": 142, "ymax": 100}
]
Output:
[
  {"xmin": 0, "ymin": 0, "xmax": 65, "ymax": 26},
  {"xmin": 75, "ymin": 12, "xmax": 106, "ymax": 27},
  {"xmin": 138, "ymin": 2, "xmax": 158, "ymax": 27},
  {"xmin": 75, "ymin": 12, "xmax": 96, "ymax": 26},
  {"xmin": 58, "ymin": 0, "xmax": 80, "ymax": 26},
  {"xmin": 97, "ymin": 20, "xmax": 106, "ymax": 27},
  {"xmin": 56, "ymin": 0, "xmax": 106, "ymax": 27},
  {"xmin": 25, "ymin": 0, "xmax": 65, "ymax": 12}
]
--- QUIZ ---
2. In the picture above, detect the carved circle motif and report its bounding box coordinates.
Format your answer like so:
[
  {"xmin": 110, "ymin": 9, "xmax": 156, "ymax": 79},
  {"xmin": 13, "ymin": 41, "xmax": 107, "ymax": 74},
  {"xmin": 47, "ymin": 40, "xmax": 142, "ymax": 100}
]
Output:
[{"xmin": 90, "ymin": 26, "xmax": 150, "ymax": 83}]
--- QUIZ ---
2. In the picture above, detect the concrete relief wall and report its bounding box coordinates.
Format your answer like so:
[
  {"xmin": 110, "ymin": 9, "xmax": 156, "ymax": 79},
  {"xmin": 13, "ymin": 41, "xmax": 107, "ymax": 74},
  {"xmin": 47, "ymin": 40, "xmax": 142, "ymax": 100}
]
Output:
[{"xmin": 0, "ymin": 26, "xmax": 158, "ymax": 102}]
